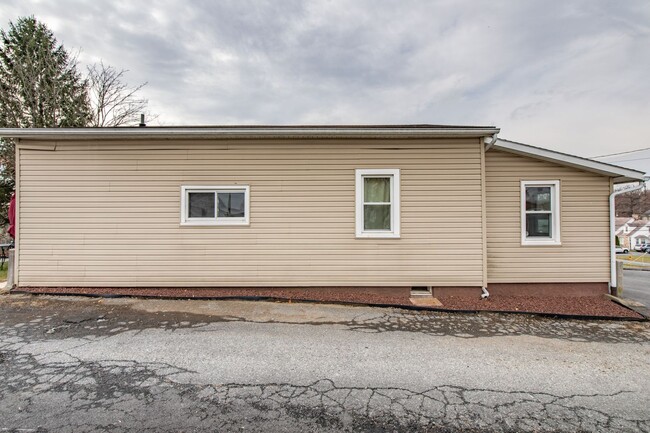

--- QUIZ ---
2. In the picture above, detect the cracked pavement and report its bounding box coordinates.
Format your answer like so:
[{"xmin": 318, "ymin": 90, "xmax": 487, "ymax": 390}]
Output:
[{"xmin": 1, "ymin": 295, "xmax": 649, "ymax": 432}]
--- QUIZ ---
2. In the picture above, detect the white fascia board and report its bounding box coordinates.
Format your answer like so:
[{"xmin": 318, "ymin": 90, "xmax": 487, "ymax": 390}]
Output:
[
  {"xmin": 492, "ymin": 139, "xmax": 646, "ymax": 182},
  {"xmin": 0, "ymin": 126, "xmax": 499, "ymax": 141}
]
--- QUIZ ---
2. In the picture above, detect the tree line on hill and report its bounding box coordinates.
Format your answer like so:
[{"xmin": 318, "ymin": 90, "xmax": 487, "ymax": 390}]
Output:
[{"xmin": 616, "ymin": 188, "xmax": 650, "ymax": 218}]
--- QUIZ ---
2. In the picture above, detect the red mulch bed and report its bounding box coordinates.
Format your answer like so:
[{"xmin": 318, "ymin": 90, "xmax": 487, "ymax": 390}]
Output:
[
  {"xmin": 14, "ymin": 286, "xmax": 643, "ymax": 319},
  {"xmin": 17, "ymin": 286, "xmax": 410, "ymax": 306},
  {"xmin": 436, "ymin": 295, "xmax": 643, "ymax": 319}
]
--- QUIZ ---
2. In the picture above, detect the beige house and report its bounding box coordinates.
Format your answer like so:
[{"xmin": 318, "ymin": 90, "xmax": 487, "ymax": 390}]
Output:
[{"xmin": 1, "ymin": 125, "xmax": 645, "ymax": 298}]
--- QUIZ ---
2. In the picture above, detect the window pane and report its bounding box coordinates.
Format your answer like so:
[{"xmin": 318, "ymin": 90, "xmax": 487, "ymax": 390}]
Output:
[
  {"xmin": 364, "ymin": 204, "xmax": 391, "ymax": 230},
  {"xmin": 526, "ymin": 187, "xmax": 551, "ymax": 211},
  {"xmin": 218, "ymin": 192, "xmax": 245, "ymax": 218},
  {"xmin": 364, "ymin": 177, "xmax": 390, "ymax": 203},
  {"xmin": 526, "ymin": 213, "xmax": 552, "ymax": 237},
  {"xmin": 188, "ymin": 192, "xmax": 215, "ymax": 218}
]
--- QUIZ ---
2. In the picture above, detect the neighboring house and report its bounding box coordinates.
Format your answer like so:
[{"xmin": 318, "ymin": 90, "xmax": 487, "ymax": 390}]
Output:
[
  {"xmin": 616, "ymin": 217, "xmax": 636, "ymax": 249},
  {"xmin": 615, "ymin": 217, "xmax": 635, "ymax": 232},
  {"xmin": 616, "ymin": 217, "xmax": 650, "ymax": 249},
  {"xmin": 630, "ymin": 222, "xmax": 650, "ymax": 248},
  {"xmin": 1, "ymin": 125, "xmax": 645, "ymax": 299}
]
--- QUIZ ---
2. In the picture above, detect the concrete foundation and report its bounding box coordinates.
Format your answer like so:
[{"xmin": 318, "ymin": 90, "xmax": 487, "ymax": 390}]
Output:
[{"xmin": 487, "ymin": 282, "xmax": 609, "ymax": 297}]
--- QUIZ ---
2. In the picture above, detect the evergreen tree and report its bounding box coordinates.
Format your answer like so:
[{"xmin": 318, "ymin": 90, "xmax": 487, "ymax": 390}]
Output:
[{"xmin": 0, "ymin": 16, "xmax": 91, "ymax": 225}]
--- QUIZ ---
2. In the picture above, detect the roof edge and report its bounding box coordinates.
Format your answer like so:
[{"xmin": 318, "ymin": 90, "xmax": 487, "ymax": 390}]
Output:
[
  {"xmin": 492, "ymin": 138, "xmax": 647, "ymax": 183},
  {"xmin": 0, "ymin": 126, "xmax": 499, "ymax": 140}
]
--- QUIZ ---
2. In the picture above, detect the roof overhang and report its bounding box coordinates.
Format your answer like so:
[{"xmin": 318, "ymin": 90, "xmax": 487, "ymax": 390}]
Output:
[
  {"xmin": 0, "ymin": 125, "xmax": 499, "ymax": 141},
  {"xmin": 491, "ymin": 139, "xmax": 647, "ymax": 184}
]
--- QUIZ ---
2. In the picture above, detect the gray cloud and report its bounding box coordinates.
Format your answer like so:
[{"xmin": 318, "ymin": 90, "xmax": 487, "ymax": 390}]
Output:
[{"xmin": 2, "ymin": 0, "xmax": 650, "ymax": 166}]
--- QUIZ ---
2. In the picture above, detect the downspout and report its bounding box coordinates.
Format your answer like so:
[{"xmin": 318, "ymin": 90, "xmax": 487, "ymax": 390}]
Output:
[
  {"xmin": 481, "ymin": 133, "xmax": 498, "ymax": 299},
  {"xmin": 610, "ymin": 181, "xmax": 646, "ymax": 292}
]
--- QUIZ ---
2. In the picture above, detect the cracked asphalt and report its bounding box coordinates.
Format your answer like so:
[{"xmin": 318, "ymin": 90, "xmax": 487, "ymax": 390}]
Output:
[{"xmin": 1, "ymin": 294, "xmax": 649, "ymax": 432}]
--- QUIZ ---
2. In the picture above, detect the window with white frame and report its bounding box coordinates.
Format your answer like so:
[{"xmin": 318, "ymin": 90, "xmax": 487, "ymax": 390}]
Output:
[
  {"xmin": 521, "ymin": 180, "xmax": 560, "ymax": 245},
  {"xmin": 355, "ymin": 169, "xmax": 400, "ymax": 238},
  {"xmin": 181, "ymin": 185, "xmax": 250, "ymax": 225}
]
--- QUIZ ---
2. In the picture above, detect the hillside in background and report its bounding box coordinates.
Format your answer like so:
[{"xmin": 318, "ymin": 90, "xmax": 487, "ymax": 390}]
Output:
[{"xmin": 616, "ymin": 188, "xmax": 650, "ymax": 218}]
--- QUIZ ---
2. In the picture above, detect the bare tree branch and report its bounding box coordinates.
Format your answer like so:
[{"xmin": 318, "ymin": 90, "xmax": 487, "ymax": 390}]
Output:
[
  {"xmin": 87, "ymin": 61, "xmax": 156, "ymax": 127},
  {"xmin": 616, "ymin": 188, "xmax": 650, "ymax": 218}
]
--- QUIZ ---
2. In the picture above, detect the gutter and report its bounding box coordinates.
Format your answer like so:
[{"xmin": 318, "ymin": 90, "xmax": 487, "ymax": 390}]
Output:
[
  {"xmin": 610, "ymin": 180, "xmax": 648, "ymax": 291},
  {"xmin": 483, "ymin": 133, "xmax": 498, "ymax": 151},
  {"xmin": 0, "ymin": 126, "xmax": 500, "ymax": 141},
  {"xmin": 492, "ymin": 139, "xmax": 646, "ymax": 182}
]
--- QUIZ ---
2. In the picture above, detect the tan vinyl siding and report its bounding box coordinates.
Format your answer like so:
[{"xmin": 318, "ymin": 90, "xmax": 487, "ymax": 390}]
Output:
[
  {"xmin": 17, "ymin": 138, "xmax": 484, "ymax": 287},
  {"xmin": 485, "ymin": 149, "xmax": 610, "ymax": 283}
]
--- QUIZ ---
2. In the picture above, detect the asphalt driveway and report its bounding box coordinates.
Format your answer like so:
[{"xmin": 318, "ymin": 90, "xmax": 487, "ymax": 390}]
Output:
[
  {"xmin": 623, "ymin": 269, "xmax": 650, "ymax": 307},
  {"xmin": 1, "ymin": 294, "xmax": 649, "ymax": 432}
]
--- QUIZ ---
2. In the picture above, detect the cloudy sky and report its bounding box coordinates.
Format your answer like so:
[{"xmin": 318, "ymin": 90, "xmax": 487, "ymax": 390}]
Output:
[{"xmin": 2, "ymin": 0, "xmax": 650, "ymax": 164}]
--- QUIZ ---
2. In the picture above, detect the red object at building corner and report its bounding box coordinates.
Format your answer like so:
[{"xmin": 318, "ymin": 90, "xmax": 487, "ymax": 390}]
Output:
[{"xmin": 8, "ymin": 192, "xmax": 16, "ymax": 239}]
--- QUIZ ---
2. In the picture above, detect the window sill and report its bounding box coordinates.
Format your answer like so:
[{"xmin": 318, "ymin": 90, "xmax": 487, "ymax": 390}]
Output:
[
  {"xmin": 181, "ymin": 220, "xmax": 249, "ymax": 226},
  {"xmin": 356, "ymin": 232, "xmax": 401, "ymax": 239},
  {"xmin": 521, "ymin": 239, "xmax": 561, "ymax": 246}
]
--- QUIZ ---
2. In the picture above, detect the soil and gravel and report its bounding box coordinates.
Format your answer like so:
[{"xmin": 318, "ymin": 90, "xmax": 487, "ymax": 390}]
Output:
[
  {"xmin": 15, "ymin": 285, "xmax": 643, "ymax": 319},
  {"xmin": 437, "ymin": 294, "xmax": 642, "ymax": 318}
]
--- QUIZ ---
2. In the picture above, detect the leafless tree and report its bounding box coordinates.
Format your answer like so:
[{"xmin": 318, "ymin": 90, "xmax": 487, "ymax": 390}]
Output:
[
  {"xmin": 616, "ymin": 188, "xmax": 650, "ymax": 218},
  {"xmin": 87, "ymin": 61, "xmax": 154, "ymax": 127}
]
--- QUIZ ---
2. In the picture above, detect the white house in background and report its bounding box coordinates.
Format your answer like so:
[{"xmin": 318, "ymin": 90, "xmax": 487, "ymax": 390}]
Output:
[
  {"xmin": 616, "ymin": 217, "xmax": 635, "ymax": 235},
  {"xmin": 615, "ymin": 217, "xmax": 634, "ymax": 249},
  {"xmin": 630, "ymin": 222, "xmax": 650, "ymax": 249},
  {"xmin": 616, "ymin": 218, "xmax": 650, "ymax": 249}
]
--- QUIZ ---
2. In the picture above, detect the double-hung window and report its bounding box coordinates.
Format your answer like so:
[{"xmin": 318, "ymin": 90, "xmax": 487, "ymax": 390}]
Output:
[
  {"xmin": 521, "ymin": 180, "xmax": 560, "ymax": 245},
  {"xmin": 355, "ymin": 169, "xmax": 400, "ymax": 238},
  {"xmin": 181, "ymin": 185, "xmax": 250, "ymax": 225}
]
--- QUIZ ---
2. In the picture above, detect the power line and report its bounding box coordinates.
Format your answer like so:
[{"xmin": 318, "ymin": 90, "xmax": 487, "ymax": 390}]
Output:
[
  {"xmin": 592, "ymin": 147, "xmax": 650, "ymax": 159},
  {"xmin": 606, "ymin": 156, "xmax": 650, "ymax": 164}
]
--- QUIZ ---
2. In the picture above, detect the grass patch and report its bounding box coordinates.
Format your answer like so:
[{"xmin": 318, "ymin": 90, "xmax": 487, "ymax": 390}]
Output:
[
  {"xmin": 619, "ymin": 254, "xmax": 650, "ymax": 264},
  {"xmin": 0, "ymin": 264, "xmax": 7, "ymax": 282}
]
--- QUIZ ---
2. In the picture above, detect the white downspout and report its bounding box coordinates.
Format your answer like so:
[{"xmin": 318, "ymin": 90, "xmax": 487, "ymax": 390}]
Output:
[
  {"xmin": 481, "ymin": 133, "xmax": 498, "ymax": 300},
  {"xmin": 610, "ymin": 181, "xmax": 646, "ymax": 291}
]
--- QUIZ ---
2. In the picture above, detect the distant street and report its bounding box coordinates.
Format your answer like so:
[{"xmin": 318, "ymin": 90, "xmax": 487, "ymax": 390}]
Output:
[
  {"xmin": 623, "ymin": 269, "xmax": 650, "ymax": 306},
  {"xmin": 1, "ymin": 294, "xmax": 649, "ymax": 432}
]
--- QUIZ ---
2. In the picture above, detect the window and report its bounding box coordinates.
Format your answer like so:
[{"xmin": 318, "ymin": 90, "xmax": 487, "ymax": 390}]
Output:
[
  {"xmin": 355, "ymin": 169, "xmax": 400, "ymax": 238},
  {"xmin": 521, "ymin": 180, "xmax": 560, "ymax": 245},
  {"xmin": 181, "ymin": 185, "xmax": 249, "ymax": 225}
]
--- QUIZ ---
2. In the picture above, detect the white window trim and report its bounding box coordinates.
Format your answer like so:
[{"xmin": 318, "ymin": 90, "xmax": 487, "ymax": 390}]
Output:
[
  {"xmin": 355, "ymin": 169, "xmax": 400, "ymax": 238},
  {"xmin": 181, "ymin": 185, "xmax": 250, "ymax": 226},
  {"xmin": 521, "ymin": 180, "xmax": 560, "ymax": 246}
]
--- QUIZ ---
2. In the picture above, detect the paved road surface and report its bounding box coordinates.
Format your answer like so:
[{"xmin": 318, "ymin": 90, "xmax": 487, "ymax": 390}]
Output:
[
  {"xmin": 1, "ymin": 294, "xmax": 649, "ymax": 432},
  {"xmin": 623, "ymin": 269, "xmax": 650, "ymax": 306}
]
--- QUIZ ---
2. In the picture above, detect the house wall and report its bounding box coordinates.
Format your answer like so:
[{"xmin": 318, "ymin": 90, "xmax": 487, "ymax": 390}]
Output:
[
  {"xmin": 485, "ymin": 149, "xmax": 611, "ymax": 283},
  {"xmin": 631, "ymin": 228, "xmax": 650, "ymax": 246},
  {"xmin": 16, "ymin": 138, "xmax": 485, "ymax": 288}
]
